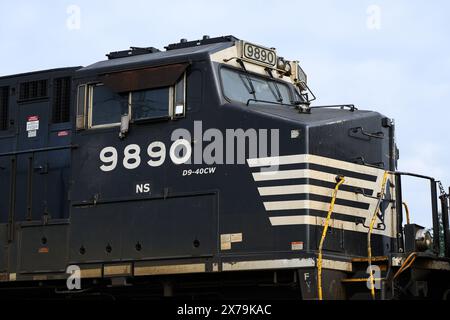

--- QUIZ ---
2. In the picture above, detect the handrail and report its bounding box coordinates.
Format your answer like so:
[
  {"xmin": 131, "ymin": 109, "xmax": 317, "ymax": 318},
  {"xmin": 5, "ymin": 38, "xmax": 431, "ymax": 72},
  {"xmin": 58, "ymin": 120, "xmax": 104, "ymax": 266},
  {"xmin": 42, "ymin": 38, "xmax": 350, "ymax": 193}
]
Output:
[
  {"xmin": 393, "ymin": 171, "xmax": 440, "ymax": 255},
  {"xmin": 367, "ymin": 171, "xmax": 390, "ymax": 300},
  {"xmin": 317, "ymin": 175, "xmax": 345, "ymax": 300},
  {"xmin": 402, "ymin": 202, "xmax": 411, "ymax": 225},
  {"xmin": 0, "ymin": 144, "xmax": 77, "ymax": 158}
]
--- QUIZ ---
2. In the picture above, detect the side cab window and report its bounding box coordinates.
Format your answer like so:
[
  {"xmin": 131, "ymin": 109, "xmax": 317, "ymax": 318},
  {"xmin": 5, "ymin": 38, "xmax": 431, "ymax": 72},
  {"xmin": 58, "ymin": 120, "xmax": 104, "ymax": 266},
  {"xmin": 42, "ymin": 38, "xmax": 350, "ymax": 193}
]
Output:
[{"xmin": 76, "ymin": 72, "xmax": 186, "ymax": 130}]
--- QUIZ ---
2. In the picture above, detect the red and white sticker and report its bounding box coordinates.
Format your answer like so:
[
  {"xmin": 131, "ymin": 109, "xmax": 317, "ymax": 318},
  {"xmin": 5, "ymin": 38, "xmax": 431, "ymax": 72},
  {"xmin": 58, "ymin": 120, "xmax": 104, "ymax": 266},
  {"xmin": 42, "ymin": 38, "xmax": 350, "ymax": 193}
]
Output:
[
  {"xmin": 26, "ymin": 115, "xmax": 39, "ymax": 131},
  {"xmin": 291, "ymin": 241, "xmax": 304, "ymax": 251},
  {"xmin": 26, "ymin": 115, "xmax": 39, "ymax": 138},
  {"xmin": 27, "ymin": 115, "xmax": 39, "ymax": 122}
]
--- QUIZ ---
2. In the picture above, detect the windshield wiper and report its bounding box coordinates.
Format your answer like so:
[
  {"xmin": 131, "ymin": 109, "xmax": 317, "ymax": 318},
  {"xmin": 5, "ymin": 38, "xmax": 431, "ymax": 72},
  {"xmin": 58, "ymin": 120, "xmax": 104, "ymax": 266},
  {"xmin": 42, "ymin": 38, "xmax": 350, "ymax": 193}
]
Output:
[
  {"xmin": 265, "ymin": 68, "xmax": 283, "ymax": 103},
  {"xmin": 237, "ymin": 59, "xmax": 255, "ymax": 95},
  {"xmin": 246, "ymin": 98, "xmax": 295, "ymax": 107}
]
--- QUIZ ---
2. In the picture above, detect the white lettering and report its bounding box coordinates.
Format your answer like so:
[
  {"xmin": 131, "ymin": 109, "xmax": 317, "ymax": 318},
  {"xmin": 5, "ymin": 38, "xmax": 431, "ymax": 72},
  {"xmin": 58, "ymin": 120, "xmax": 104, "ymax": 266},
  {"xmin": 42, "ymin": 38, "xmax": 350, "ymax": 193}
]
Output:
[
  {"xmin": 123, "ymin": 144, "xmax": 141, "ymax": 170},
  {"xmin": 136, "ymin": 183, "xmax": 151, "ymax": 194},
  {"xmin": 170, "ymin": 139, "xmax": 192, "ymax": 165},
  {"xmin": 98, "ymin": 124, "xmax": 280, "ymax": 171},
  {"xmin": 100, "ymin": 147, "xmax": 118, "ymax": 172},
  {"xmin": 147, "ymin": 141, "xmax": 166, "ymax": 167}
]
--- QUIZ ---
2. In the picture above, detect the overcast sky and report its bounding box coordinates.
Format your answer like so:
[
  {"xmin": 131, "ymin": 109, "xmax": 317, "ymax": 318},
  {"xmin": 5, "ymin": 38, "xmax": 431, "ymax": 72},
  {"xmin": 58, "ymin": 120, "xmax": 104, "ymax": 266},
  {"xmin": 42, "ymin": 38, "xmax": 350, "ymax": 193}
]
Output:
[{"xmin": 1, "ymin": 0, "xmax": 449, "ymax": 228}]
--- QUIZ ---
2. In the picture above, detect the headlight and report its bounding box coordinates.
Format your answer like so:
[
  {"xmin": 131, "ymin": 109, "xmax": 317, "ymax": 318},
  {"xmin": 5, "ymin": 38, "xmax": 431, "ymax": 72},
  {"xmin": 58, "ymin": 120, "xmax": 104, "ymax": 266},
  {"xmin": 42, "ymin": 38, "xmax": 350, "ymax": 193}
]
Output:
[
  {"xmin": 277, "ymin": 57, "xmax": 286, "ymax": 70},
  {"xmin": 404, "ymin": 224, "xmax": 433, "ymax": 253},
  {"xmin": 415, "ymin": 229, "xmax": 433, "ymax": 251},
  {"xmin": 284, "ymin": 61, "xmax": 292, "ymax": 74}
]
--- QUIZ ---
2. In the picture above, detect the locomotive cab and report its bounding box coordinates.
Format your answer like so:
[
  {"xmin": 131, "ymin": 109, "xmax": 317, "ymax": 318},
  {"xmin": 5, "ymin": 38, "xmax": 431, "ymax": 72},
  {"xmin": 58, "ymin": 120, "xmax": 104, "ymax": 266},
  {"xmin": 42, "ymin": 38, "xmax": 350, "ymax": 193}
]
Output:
[{"xmin": 65, "ymin": 36, "xmax": 417, "ymax": 295}]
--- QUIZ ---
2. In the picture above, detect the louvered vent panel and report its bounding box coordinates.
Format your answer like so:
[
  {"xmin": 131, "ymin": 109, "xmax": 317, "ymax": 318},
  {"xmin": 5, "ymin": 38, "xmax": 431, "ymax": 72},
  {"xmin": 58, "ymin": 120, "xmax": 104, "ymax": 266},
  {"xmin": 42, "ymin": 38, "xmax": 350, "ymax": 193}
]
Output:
[
  {"xmin": 53, "ymin": 77, "xmax": 71, "ymax": 123},
  {"xmin": 0, "ymin": 86, "xmax": 9, "ymax": 130},
  {"xmin": 19, "ymin": 79, "xmax": 48, "ymax": 101}
]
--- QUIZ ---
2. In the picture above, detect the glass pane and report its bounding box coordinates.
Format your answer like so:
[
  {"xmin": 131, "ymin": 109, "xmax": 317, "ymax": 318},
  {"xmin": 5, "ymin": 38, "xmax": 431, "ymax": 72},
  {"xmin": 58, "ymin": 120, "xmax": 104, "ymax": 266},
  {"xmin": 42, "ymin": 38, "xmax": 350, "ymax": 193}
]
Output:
[
  {"xmin": 252, "ymin": 77, "xmax": 276, "ymax": 102},
  {"xmin": 76, "ymin": 85, "xmax": 86, "ymax": 129},
  {"xmin": 132, "ymin": 87, "xmax": 169, "ymax": 120},
  {"xmin": 91, "ymin": 85, "xmax": 123, "ymax": 126},
  {"xmin": 272, "ymin": 82, "xmax": 291, "ymax": 103},
  {"xmin": 221, "ymin": 68, "xmax": 254, "ymax": 103},
  {"xmin": 175, "ymin": 77, "xmax": 185, "ymax": 107},
  {"xmin": 221, "ymin": 68, "xmax": 292, "ymax": 105},
  {"xmin": 251, "ymin": 76, "xmax": 291, "ymax": 104}
]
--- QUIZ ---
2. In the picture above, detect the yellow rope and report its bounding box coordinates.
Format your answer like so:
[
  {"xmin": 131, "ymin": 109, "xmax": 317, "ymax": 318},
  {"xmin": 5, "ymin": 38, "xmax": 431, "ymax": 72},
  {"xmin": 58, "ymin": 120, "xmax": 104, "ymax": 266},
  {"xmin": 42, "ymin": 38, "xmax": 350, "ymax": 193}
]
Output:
[
  {"xmin": 317, "ymin": 176, "xmax": 345, "ymax": 300},
  {"xmin": 367, "ymin": 171, "xmax": 389, "ymax": 300},
  {"xmin": 402, "ymin": 202, "xmax": 411, "ymax": 225},
  {"xmin": 393, "ymin": 252, "xmax": 417, "ymax": 280}
]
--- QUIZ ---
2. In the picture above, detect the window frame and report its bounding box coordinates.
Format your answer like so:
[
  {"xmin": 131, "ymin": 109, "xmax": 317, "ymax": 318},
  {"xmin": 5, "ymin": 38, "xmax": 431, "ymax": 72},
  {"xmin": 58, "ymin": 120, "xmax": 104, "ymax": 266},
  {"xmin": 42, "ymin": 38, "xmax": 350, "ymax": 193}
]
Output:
[
  {"xmin": 76, "ymin": 73, "xmax": 186, "ymax": 130},
  {"xmin": 219, "ymin": 65, "xmax": 294, "ymax": 106},
  {"xmin": 172, "ymin": 73, "xmax": 187, "ymax": 119},
  {"xmin": 76, "ymin": 84, "xmax": 87, "ymax": 130},
  {"xmin": 129, "ymin": 73, "xmax": 187, "ymax": 122},
  {"xmin": 87, "ymin": 83, "xmax": 127, "ymax": 130},
  {"xmin": 129, "ymin": 86, "xmax": 172, "ymax": 123}
]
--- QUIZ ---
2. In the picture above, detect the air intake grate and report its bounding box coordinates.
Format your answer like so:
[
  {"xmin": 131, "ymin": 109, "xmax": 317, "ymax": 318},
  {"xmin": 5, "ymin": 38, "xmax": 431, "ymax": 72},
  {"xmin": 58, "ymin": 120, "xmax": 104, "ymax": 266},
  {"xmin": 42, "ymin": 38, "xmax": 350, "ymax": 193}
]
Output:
[
  {"xmin": 52, "ymin": 77, "xmax": 71, "ymax": 123},
  {"xmin": 0, "ymin": 86, "xmax": 9, "ymax": 130},
  {"xmin": 19, "ymin": 79, "xmax": 48, "ymax": 101}
]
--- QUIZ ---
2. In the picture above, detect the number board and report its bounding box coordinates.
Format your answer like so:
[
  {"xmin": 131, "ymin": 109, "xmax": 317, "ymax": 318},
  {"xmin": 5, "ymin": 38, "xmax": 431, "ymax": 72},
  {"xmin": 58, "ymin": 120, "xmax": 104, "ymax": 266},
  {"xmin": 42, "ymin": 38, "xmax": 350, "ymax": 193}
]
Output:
[{"xmin": 241, "ymin": 41, "xmax": 277, "ymax": 68}]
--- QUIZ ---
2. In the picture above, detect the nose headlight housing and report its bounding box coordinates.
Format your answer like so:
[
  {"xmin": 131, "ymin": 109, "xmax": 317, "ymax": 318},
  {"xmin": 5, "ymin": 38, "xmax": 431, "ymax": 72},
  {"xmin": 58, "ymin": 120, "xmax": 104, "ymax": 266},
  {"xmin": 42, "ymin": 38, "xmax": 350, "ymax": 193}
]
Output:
[
  {"xmin": 415, "ymin": 228, "xmax": 433, "ymax": 252},
  {"xmin": 276, "ymin": 57, "xmax": 293, "ymax": 77},
  {"xmin": 284, "ymin": 61, "xmax": 292, "ymax": 75},
  {"xmin": 291, "ymin": 61, "xmax": 307, "ymax": 88},
  {"xmin": 277, "ymin": 57, "xmax": 286, "ymax": 70},
  {"xmin": 405, "ymin": 224, "xmax": 433, "ymax": 253}
]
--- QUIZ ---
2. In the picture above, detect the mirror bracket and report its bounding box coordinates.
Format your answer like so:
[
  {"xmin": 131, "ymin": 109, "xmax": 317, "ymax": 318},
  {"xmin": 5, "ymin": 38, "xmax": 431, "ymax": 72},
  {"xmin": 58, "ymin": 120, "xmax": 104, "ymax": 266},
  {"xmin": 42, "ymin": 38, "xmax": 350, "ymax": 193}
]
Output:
[{"xmin": 119, "ymin": 114, "xmax": 130, "ymax": 139}]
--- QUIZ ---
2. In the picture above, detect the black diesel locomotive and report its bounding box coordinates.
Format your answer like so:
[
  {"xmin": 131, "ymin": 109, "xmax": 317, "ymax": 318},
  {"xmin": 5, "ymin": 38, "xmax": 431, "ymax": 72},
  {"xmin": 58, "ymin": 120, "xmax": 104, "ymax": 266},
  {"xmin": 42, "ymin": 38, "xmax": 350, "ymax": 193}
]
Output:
[{"xmin": 0, "ymin": 35, "xmax": 449, "ymax": 299}]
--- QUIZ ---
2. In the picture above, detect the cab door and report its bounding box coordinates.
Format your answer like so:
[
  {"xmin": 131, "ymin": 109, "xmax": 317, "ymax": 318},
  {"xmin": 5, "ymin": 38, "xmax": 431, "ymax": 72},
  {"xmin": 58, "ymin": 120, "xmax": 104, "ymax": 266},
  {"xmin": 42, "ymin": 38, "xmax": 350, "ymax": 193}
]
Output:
[
  {"xmin": 16, "ymin": 100, "xmax": 49, "ymax": 222},
  {"xmin": 69, "ymin": 65, "xmax": 189, "ymax": 262}
]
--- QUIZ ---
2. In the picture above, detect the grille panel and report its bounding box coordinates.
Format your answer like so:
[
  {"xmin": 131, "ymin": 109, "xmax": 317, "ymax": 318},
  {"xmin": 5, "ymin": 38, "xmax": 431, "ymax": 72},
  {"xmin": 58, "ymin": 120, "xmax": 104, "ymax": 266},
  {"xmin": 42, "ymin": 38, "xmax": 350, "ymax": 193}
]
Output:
[
  {"xmin": 53, "ymin": 77, "xmax": 71, "ymax": 123},
  {"xmin": 0, "ymin": 86, "xmax": 9, "ymax": 130}
]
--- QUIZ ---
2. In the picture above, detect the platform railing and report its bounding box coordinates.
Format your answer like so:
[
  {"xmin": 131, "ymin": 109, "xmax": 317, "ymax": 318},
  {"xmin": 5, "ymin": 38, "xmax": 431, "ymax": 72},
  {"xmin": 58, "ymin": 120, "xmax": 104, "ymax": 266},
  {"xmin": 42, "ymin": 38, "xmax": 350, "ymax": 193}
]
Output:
[{"xmin": 394, "ymin": 172, "xmax": 445, "ymax": 257}]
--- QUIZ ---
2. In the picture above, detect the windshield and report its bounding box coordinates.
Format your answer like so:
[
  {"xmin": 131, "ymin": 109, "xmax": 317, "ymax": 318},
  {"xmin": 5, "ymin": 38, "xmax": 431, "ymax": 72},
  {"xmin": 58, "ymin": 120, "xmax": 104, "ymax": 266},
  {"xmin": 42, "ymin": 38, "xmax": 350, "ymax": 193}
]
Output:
[{"xmin": 221, "ymin": 68, "xmax": 292, "ymax": 105}]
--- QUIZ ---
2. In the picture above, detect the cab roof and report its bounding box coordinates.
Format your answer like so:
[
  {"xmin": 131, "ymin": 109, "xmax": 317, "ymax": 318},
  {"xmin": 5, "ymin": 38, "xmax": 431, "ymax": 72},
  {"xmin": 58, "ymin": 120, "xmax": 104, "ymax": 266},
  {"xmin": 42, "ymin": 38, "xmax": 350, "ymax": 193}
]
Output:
[{"xmin": 77, "ymin": 36, "xmax": 238, "ymax": 76}]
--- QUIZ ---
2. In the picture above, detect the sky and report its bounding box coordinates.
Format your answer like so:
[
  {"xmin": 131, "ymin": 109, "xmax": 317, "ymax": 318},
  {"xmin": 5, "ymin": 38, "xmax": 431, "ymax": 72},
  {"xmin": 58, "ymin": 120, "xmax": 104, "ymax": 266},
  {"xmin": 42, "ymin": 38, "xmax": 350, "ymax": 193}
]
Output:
[{"xmin": 1, "ymin": 0, "xmax": 449, "ymax": 228}]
